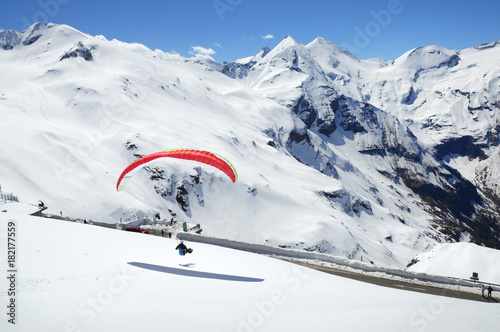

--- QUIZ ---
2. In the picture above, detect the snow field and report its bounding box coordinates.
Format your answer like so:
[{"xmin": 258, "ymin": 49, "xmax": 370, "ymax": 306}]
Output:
[
  {"xmin": 1, "ymin": 212, "xmax": 499, "ymax": 332},
  {"xmin": 408, "ymin": 242, "xmax": 500, "ymax": 285}
]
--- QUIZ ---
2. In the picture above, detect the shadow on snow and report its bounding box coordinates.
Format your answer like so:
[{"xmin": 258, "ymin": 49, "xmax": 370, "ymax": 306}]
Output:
[{"xmin": 128, "ymin": 262, "xmax": 265, "ymax": 282}]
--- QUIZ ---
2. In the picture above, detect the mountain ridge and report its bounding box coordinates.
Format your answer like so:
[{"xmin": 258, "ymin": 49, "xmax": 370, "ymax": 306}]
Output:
[
  {"xmin": 213, "ymin": 32, "xmax": 500, "ymax": 249},
  {"xmin": 1, "ymin": 23, "xmax": 499, "ymax": 267}
]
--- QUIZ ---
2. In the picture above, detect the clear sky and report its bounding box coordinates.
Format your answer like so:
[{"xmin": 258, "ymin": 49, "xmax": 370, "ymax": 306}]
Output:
[{"xmin": 1, "ymin": 0, "xmax": 499, "ymax": 62}]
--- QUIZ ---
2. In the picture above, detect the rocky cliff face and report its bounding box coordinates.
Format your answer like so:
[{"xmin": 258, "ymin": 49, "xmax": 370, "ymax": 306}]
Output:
[{"xmin": 212, "ymin": 35, "xmax": 500, "ymax": 249}]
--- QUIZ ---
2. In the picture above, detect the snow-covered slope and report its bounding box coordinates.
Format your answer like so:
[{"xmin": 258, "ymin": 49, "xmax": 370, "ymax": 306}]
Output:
[
  {"xmin": 408, "ymin": 242, "xmax": 500, "ymax": 284},
  {"xmin": 1, "ymin": 212, "xmax": 499, "ymax": 332},
  {"xmin": 219, "ymin": 33, "xmax": 500, "ymax": 251},
  {"xmin": 1, "ymin": 23, "xmax": 499, "ymax": 269}
]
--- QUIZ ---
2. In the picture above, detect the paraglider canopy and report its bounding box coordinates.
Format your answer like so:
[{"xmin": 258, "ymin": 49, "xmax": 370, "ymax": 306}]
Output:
[{"xmin": 116, "ymin": 148, "xmax": 237, "ymax": 191}]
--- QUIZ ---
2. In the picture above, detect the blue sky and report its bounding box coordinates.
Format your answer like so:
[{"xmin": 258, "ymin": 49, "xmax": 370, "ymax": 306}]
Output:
[{"xmin": 1, "ymin": 0, "xmax": 499, "ymax": 62}]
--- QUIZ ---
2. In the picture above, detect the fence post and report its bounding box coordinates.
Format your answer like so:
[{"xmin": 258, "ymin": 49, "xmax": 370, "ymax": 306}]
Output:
[{"xmin": 0, "ymin": 189, "xmax": 19, "ymax": 203}]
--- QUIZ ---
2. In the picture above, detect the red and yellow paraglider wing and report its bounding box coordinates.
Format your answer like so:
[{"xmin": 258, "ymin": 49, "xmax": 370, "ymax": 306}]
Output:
[{"xmin": 116, "ymin": 149, "xmax": 237, "ymax": 192}]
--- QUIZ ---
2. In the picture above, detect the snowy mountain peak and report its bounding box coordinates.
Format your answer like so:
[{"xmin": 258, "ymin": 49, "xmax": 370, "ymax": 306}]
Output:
[
  {"xmin": 0, "ymin": 22, "xmax": 54, "ymax": 49},
  {"xmin": 394, "ymin": 44, "xmax": 460, "ymax": 70},
  {"xmin": 306, "ymin": 36, "xmax": 358, "ymax": 60},
  {"xmin": 0, "ymin": 23, "xmax": 82, "ymax": 50},
  {"xmin": 2, "ymin": 23, "xmax": 500, "ymax": 269},
  {"xmin": 255, "ymin": 45, "xmax": 271, "ymax": 59},
  {"xmin": 24, "ymin": 21, "xmax": 57, "ymax": 35},
  {"xmin": 215, "ymin": 32, "xmax": 500, "ymax": 257},
  {"xmin": 235, "ymin": 46, "xmax": 270, "ymax": 65},
  {"xmin": 272, "ymin": 34, "xmax": 303, "ymax": 53},
  {"xmin": 473, "ymin": 39, "xmax": 500, "ymax": 51}
]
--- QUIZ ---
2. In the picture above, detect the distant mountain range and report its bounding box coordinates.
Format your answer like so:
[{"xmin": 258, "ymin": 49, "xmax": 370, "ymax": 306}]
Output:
[{"xmin": 1, "ymin": 23, "xmax": 499, "ymax": 267}]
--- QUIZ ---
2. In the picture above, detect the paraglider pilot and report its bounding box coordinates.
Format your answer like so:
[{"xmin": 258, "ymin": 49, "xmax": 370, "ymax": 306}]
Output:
[{"xmin": 176, "ymin": 241, "xmax": 193, "ymax": 256}]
